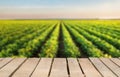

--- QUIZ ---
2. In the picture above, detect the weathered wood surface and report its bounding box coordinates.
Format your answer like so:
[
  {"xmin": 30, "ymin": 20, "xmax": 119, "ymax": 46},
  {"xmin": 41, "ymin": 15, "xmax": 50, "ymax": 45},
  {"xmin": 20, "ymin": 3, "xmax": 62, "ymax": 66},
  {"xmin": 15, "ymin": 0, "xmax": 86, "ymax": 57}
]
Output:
[{"xmin": 0, "ymin": 58, "xmax": 119, "ymax": 77}]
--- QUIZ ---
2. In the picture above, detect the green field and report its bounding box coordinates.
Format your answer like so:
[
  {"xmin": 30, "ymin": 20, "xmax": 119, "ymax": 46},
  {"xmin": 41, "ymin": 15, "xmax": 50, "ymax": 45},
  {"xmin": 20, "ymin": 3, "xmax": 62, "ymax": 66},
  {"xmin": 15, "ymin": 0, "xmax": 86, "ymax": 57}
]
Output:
[{"xmin": 0, "ymin": 20, "xmax": 120, "ymax": 58}]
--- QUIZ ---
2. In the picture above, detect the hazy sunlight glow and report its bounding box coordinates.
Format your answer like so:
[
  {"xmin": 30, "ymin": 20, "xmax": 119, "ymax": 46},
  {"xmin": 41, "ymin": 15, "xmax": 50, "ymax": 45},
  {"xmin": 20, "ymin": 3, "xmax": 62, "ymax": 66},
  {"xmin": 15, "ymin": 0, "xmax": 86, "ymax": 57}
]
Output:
[{"xmin": 0, "ymin": 0, "xmax": 120, "ymax": 19}]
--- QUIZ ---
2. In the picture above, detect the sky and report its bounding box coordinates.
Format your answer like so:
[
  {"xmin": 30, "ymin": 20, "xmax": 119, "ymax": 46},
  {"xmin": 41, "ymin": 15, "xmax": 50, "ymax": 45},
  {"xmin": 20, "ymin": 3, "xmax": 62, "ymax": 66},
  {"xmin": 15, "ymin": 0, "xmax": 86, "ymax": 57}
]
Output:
[{"xmin": 0, "ymin": 0, "xmax": 120, "ymax": 19}]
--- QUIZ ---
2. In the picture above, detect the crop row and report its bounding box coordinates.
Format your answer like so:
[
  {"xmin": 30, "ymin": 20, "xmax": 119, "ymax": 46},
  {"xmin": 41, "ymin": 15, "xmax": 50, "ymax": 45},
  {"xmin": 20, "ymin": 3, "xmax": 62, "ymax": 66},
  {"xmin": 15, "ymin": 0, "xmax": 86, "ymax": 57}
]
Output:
[{"xmin": 0, "ymin": 20, "xmax": 120, "ymax": 57}]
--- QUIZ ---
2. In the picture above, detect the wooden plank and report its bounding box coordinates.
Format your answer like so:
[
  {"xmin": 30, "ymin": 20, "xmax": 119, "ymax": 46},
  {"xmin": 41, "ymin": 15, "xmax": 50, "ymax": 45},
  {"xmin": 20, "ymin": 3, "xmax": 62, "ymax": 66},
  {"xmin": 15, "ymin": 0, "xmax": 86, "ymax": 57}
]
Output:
[
  {"xmin": 12, "ymin": 58, "xmax": 39, "ymax": 77},
  {"xmin": 50, "ymin": 58, "xmax": 68, "ymax": 77},
  {"xmin": 100, "ymin": 58, "xmax": 120, "ymax": 77},
  {"xmin": 0, "ymin": 58, "xmax": 13, "ymax": 69},
  {"xmin": 31, "ymin": 58, "xmax": 52, "ymax": 77},
  {"xmin": 0, "ymin": 58, "xmax": 119, "ymax": 77},
  {"xmin": 79, "ymin": 58, "xmax": 102, "ymax": 77},
  {"xmin": 110, "ymin": 58, "xmax": 120, "ymax": 67},
  {"xmin": 90, "ymin": 58, "xmax": 117, "ymax": 77},
  {"xmin": 67, "ymin": 58, "xmax": 84, "ymax": 77},
  {"xmin": 0, "ymin": 58, "xmax": 26, "ymax": 77}
]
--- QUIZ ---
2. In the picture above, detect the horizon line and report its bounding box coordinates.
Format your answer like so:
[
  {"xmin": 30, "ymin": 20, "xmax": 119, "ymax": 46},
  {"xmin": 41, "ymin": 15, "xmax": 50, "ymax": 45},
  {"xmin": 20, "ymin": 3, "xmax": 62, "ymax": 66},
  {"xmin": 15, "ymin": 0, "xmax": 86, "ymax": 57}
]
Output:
[{"xmin": 0, "ymin": 18, "xmax": 120, "ymax": 20}]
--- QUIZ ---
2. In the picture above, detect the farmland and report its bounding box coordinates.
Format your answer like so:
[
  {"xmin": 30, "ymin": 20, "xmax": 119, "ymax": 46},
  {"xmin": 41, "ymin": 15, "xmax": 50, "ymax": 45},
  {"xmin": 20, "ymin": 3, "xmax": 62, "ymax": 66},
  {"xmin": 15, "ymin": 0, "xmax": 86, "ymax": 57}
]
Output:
[{"xmin": 0, "ymin": 20, "xmax": 120, "ymax": 58}]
